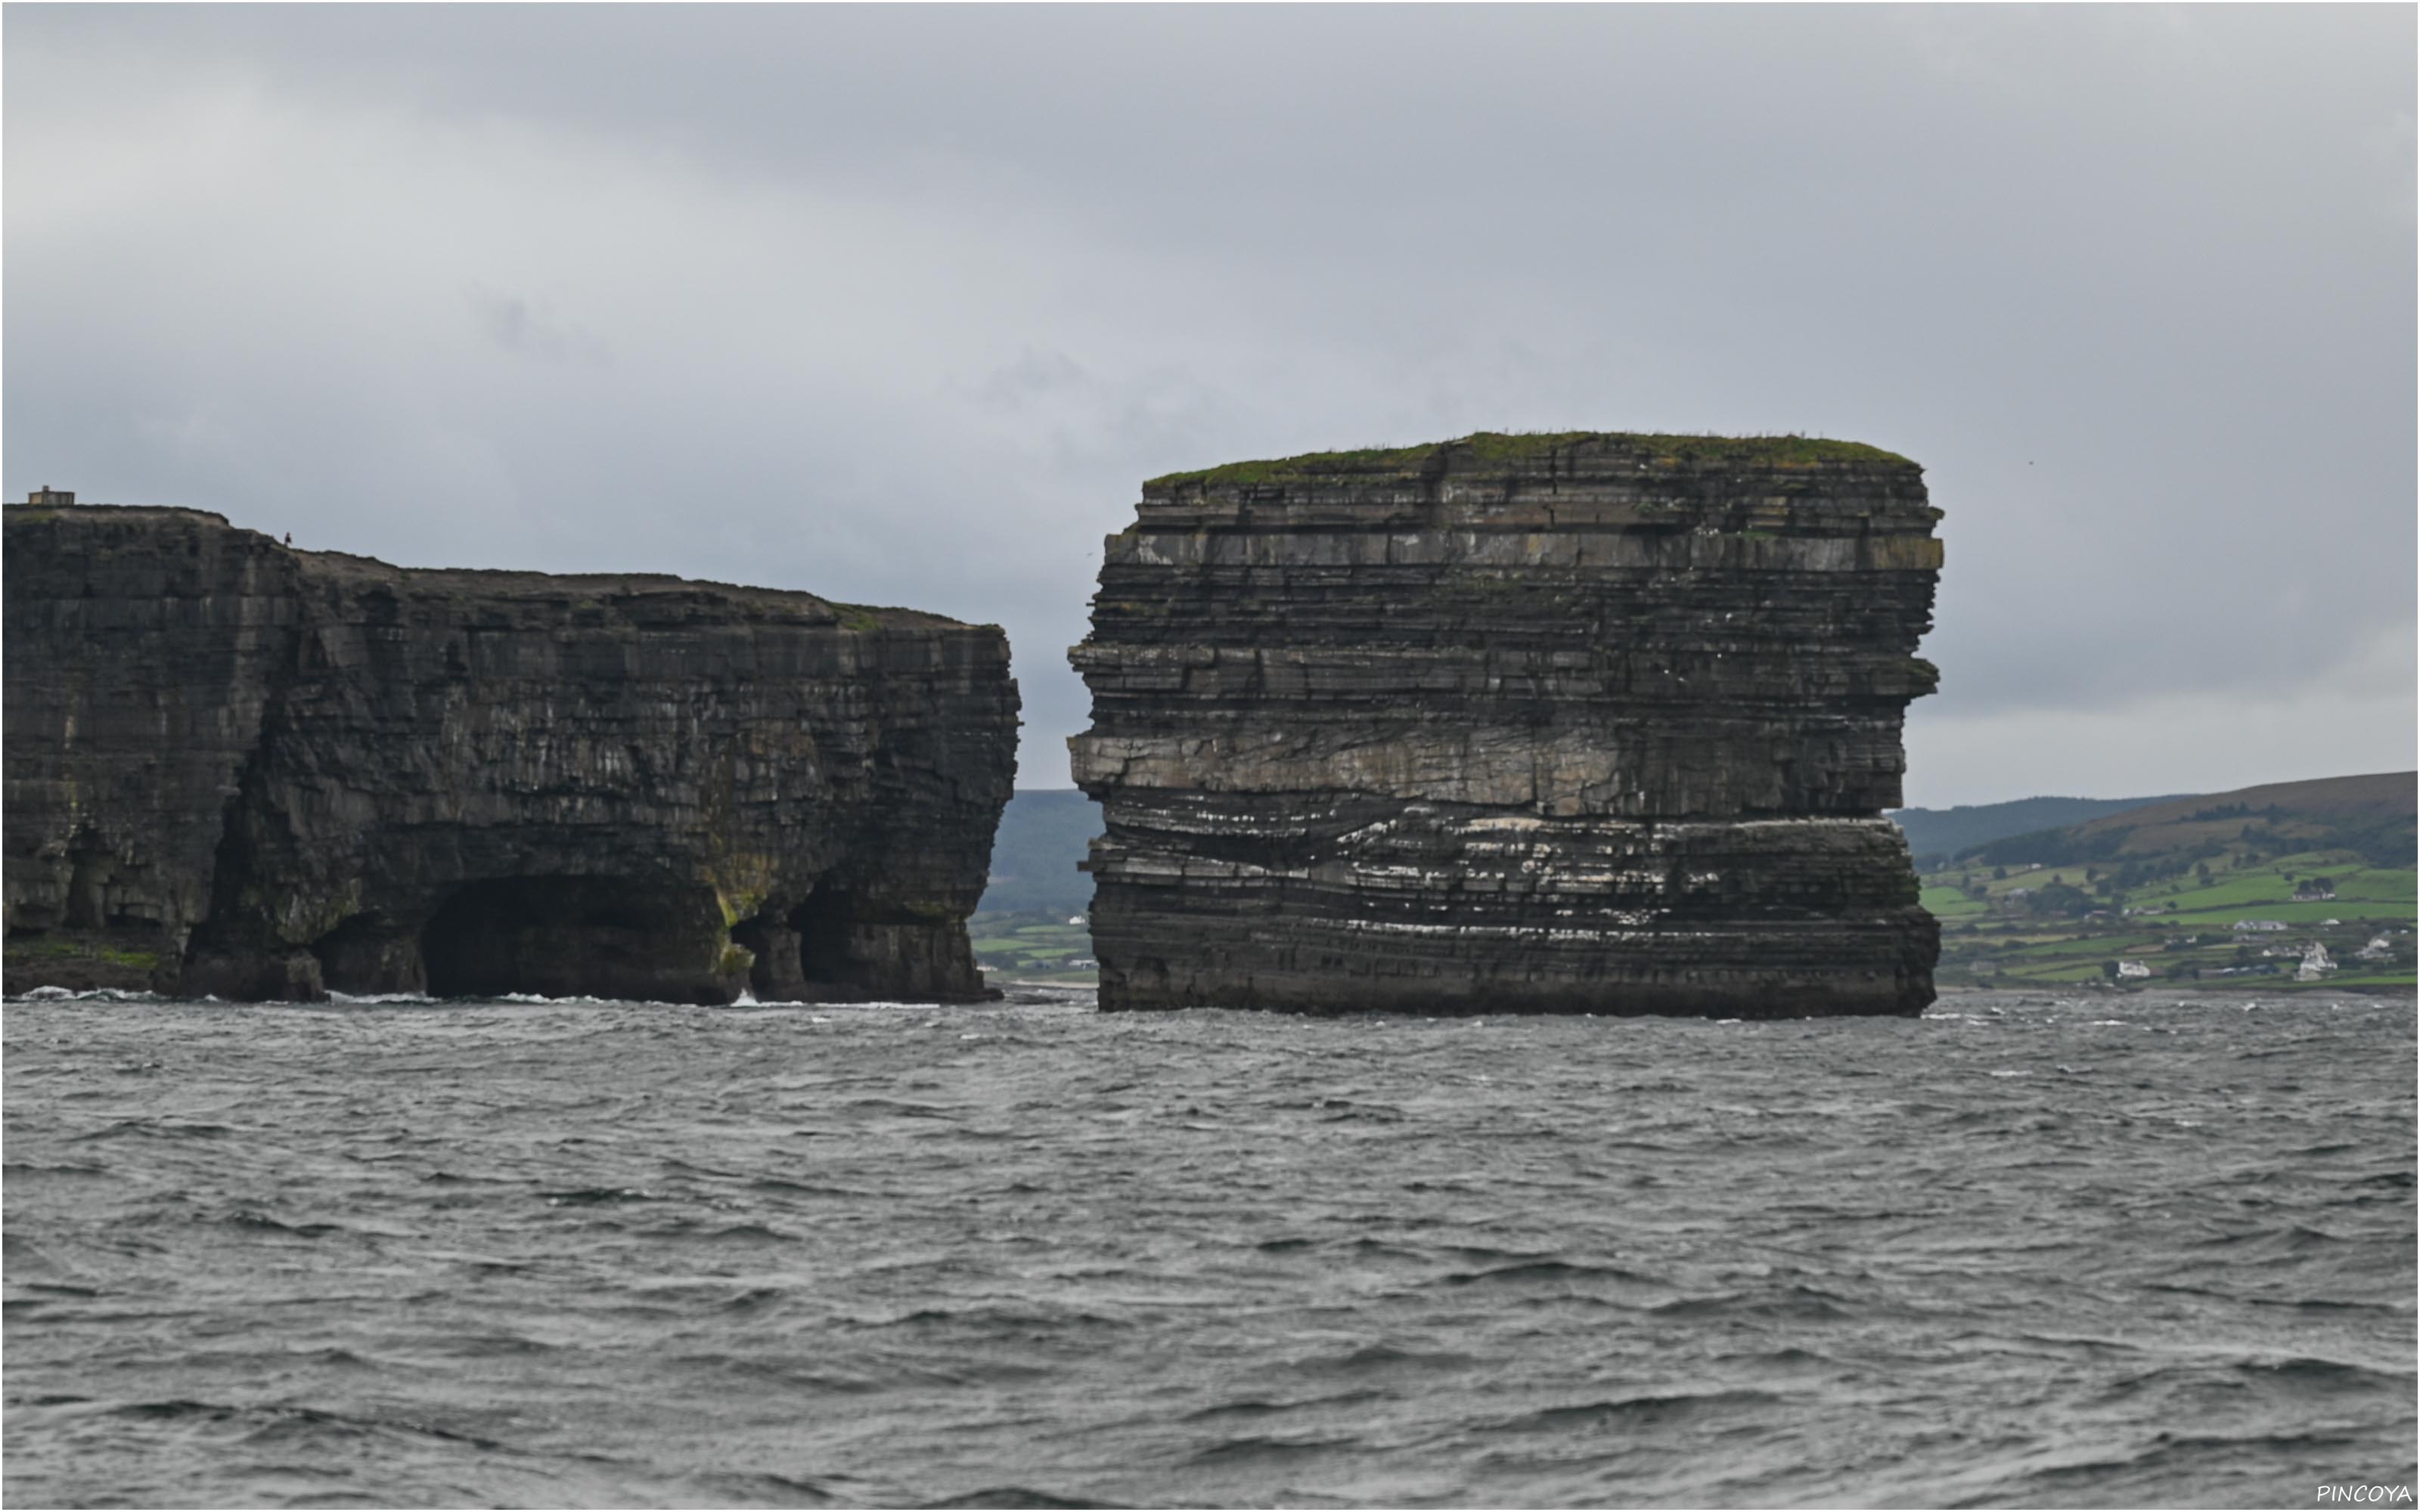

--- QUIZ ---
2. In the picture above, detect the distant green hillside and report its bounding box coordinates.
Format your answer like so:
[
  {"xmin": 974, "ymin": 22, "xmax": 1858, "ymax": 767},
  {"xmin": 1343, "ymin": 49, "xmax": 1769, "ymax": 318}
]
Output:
[
  {"xmin": 1890, "ymin": 794, "xmax": 2194, "ymax": 870},
  {"xmin": 978, "ymin": 789, "xmax": 1100, "ymax": 917},
  {"xmin": 1923, "ymin": 771, "xmax": 2417, "ymax": 993},
  {"xmin": 1959, "ymin": 771, "xmax": 2415, "ymax": 872}
]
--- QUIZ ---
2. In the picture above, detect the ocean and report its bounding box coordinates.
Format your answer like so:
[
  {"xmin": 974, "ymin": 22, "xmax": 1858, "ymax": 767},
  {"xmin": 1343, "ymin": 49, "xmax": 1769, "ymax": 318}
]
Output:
[{"xmin": 5, "ymin": 989, "xmax": 2412, "ymax": 1508}]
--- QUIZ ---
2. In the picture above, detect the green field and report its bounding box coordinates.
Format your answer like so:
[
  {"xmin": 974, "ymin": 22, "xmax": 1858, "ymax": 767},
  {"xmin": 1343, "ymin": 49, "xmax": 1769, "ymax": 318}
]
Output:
[
  {"xmin": 969, "ymin": 912, "xmax": 1098, "ymax": 985},
  {"xmin": 1918, "ymin": 886, "xmax": 1988, "ymax": 919},
  {"xmin": 1928, "ymin": 835, "xmax": 2415, "ymax": 993}
]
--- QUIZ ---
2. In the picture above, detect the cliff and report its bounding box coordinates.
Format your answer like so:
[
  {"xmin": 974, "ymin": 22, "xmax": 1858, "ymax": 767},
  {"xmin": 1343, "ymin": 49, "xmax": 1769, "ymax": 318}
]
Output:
[
  {"xmin": 1069, "ymin": 432, "xmax": 1944, "ymax": 1017},
  {"xmin": 4, "ymin": 503, "xmax": 1019, "ymax": 1003}
]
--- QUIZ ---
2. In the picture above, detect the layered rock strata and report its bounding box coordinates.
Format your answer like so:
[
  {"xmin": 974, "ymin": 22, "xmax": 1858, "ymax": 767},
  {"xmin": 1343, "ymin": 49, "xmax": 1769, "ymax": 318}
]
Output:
[
  {"xmin": 1069, "ymin": 432, "xmax": 1944, "ymax": 1018},
  {"xmin": 5, "ymin": 503, "xmax": 1018, "ymax": 1002}
]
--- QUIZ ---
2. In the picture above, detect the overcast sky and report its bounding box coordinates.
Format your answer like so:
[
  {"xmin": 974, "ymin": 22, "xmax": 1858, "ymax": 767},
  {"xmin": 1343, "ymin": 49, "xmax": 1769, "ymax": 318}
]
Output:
[{"xmin": 7, "ymin": 5, "xmax": 2412, "ymax": 806}]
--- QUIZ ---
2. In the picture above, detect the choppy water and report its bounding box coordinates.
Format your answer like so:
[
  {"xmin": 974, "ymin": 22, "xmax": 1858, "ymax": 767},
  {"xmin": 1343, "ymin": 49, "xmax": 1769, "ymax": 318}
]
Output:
[{"xmin": 5, "ymin": 989, "xmax": 2413, "ymax": 1509}]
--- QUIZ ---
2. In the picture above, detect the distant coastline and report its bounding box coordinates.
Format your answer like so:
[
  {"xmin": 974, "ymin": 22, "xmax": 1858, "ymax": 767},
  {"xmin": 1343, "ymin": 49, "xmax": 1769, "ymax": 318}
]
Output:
[{"xmin": 977, "ymin": 774, "xmax": 2418, "ymax": 998}]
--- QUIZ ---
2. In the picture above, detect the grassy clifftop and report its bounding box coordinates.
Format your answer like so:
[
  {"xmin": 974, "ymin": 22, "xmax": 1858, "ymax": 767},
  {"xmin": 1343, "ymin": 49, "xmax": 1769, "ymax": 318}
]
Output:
[{"xmin": 1144, "ymin": 431, "xmax": 1916, "ymax": 490}]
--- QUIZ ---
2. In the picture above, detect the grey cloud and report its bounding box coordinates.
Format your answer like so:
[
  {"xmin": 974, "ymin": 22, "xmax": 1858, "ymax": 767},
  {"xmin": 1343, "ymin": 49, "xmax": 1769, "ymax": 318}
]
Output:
[
  {"xmin": 966, "ymin": 349, "xmax": 1089, "ymax": 411},
  {"xmin": 464, "ymin": 285, "xmax": 610, "ymax": 367},
  {"xmin": 5, "ymin": 5, "xmax": 2410, "ymax": 800}
]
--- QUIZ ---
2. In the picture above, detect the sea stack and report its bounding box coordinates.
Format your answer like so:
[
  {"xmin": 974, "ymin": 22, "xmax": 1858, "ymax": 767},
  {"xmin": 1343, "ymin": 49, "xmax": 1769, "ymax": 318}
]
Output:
[
  {"xmin": 1069, "ymin": 432, "xmax": 1944, "ymax": 1018},
  {"xmin": 3, "ymin": 503, "xmax": 1019, "ymax": 1003}
]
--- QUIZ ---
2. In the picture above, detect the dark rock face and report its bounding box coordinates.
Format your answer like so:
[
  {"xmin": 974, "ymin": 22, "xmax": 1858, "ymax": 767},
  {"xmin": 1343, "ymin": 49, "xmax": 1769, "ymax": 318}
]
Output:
[
  {"xmin": 1069, "ymin": 433, "xmax": 1944, "ymax": 1018},
  {"xmin": 5, "ymin": 504, "xmax": 1018, "ymax": 1002}
]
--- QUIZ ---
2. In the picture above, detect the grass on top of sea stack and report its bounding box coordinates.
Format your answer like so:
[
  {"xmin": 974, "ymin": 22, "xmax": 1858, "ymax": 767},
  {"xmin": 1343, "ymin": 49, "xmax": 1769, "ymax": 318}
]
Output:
[{"xmin": 1143, "ymin": 431, "xmax": 1916, "ymax": 490}]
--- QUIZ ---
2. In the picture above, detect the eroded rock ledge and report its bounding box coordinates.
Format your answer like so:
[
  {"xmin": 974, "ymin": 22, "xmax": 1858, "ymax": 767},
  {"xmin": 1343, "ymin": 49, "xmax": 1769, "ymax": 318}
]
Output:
[
  {"xmin": 4, "ymin": 503, "xmax": 1019, "ymax": 1002},
  {"xmin": 1069, "ymin": 432, "xmax": 1944, "ymax": 1018}
]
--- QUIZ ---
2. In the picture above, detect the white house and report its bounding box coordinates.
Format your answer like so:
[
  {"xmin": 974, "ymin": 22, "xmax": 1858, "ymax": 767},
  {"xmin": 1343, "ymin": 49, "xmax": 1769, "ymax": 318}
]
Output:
[
  {"xmin": 2117, "ymin": 960, "xmax": 2152, "ymax": 979},
  {"xmin": 2232, "ymin": 919, "xmax": 2289, "ymax": 932},
  {"xmin": 2295, "ymin": 943, "xmax": 2337, "ymax": 982}
]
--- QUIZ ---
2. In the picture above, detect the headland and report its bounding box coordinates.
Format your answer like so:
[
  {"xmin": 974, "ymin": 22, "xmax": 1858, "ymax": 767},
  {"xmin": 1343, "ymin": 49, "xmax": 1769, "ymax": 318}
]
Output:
[{"xmin": 3, "ymin": 502, "xmax": 1020, "ymax": 1002}]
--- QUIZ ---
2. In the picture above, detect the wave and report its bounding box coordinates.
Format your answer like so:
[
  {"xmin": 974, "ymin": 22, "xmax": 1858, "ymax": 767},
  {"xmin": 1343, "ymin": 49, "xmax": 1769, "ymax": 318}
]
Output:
[
  {"xmin": 921, "ymin": 1489, "xmax": 1114, "ymax": 1509},
  {"xmin": 1650, "ymin": 1285, "xmax": 1860, "ymax": 1321},
  {"xmin": 3, "ymin": 1160, "xmax": 112, "ymax": 1178},
  {"xmin": 836, "ymin": 1097, "xmax": 958, "ymax": 1120},
  {"xmin": 1972, "ymin": 1425, "xmax": 2394, "ymax": 1500},
  {"xmin": 1441, "ymin": 1259, "xmax": 1665, "ymax": 1288},
  {"xmin": 863, "ymin": 1303, "xmax": 1134, "ymax": 1336},
  {"xmin": 1488, "ymin": 1388, "xmax": 1784, "ymax": 1434},
  {"xmin": 221, "ymin": 1210, "xmax": 346, "ymax": 1238},
  {"xmin": 2235, "ymin": 1355, "xmax": 2417, "ymax": 1392},
  {"xmin": 1181, "ymin": 1433, "xmax": 1364, "ymax": 1466},
  {"xmin": 90, "ymin": 1398, "xmax": 505, "ymax": 1452},
  {"xmin": 2186, "ymin": 1222, "xmax": 2356, "ymax": 1254},
  {"xmin": 687, "ymin": 1470, "xmax": 858, "ymax": 1507},
  {"xmin": 1287, "ymin": 1343, "xmax": 1475, "ymax": 1376},
  {"xmin": 539, "ymin": 1186, "xmax": 659, "ymax": 1205},
  {"xmin": 747, "ymin": 1176, "xmax": 879, "ymax": 1199},
  {"xmin": 68, "ymin": 1118, "xmax": 234, "ymax": 1142},
  {"xmin": 1181, "ymin": 1389, "xmax": 1387, "ymax": 1423}
]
